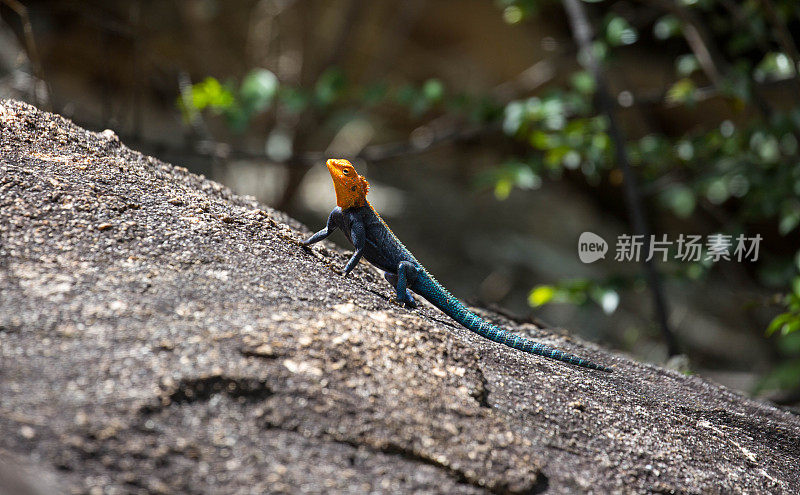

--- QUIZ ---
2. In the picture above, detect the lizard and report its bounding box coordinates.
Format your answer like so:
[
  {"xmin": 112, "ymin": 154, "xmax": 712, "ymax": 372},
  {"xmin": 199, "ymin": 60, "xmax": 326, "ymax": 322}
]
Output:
[{"xmin": 301, "ymin": 158, "xmax": 612, "ymax": 372}]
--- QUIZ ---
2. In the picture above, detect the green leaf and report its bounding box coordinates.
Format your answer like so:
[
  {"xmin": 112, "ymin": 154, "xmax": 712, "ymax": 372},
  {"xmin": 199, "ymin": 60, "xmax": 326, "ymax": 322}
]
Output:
[
  {"xmin": 783, "ymin": 318, "xmax": 800, "ymax": 336},
  {"xmin": 529, "ymin": 285, "xmax": 556, "ymax": 307},
  {"xmin": 315, "ymin": 68, "xmax": 346, "ymax": 106},
  {"xmin": 751, "ymin": 132, "xmax": 780, "ymax": 164},
  {"xmin": 706, "ymin": 178, "xmax": 729, "ymax": 205},
  {"xmin": 666, "ymin": 78, "xmax": 696, "ymax": 105},
  {"xmin": 606, "ymin": 16, "xmax": 638, "ymax": 46},
  {"xmin": 502, "ymin": 6, "xmax": 524, "ymax": 24},
  {"xmin": 779, "ymin": 203, "xmax": 800, "ymax": 235},
  {"xmin": 240, "ymin": 69, "xmax": 278, "ymax": 113},
  {"xmin": 422, "ymin": 79, "xmax": 444, "ymax": 102},
  {"xmin": 570, "ymin": 71, "xmax": 596, "ymax": 95},
  {"xmin": 653, "ymin": 15, "xmax": 681, "ymax": 40},
  {"xmin": 768, "ymin": 312, "xmax": 794, "ymax": 336},
  {"xmin": 660, "ymin": 184, "xmax": 696, "ymax": 218},
  {"xmin": 494, "ymin": 178, "xmax": 512, "ymax": 200},
  {"xmin": 780, "ymin": 210, "xmax": 800, "ymax": 235},
  {"xmin": 754, "ymin": 52, "xmax": 796, "ymax": 82},
  {"xmin": 676, "ymin": 54, "xmax": 700, "ymax": 76},
  {"xmin": 530, "ymin": 131, "xmax": 554, "ymax": 149},
  {"xmin": 503, "ymin": 101, "xmax": 525, "ymax": 135},
  {"xmin": 191, "ymin": 77, "xmax": 235, "ymax": 111}
]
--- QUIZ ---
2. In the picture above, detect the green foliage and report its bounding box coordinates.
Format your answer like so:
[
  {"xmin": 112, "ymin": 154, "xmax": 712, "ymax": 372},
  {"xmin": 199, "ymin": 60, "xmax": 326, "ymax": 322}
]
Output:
[
  {"xmin": 768, "ymin": 277, "xmax": 800, "ymax": 338},
  {"xmin": 179, "ymin": 68, "xmax": 499, "ymax": 134},
  {"xmin": 490, "ymin": 0, "xmax": 800, "ymax": 391},
  {"xmin": 475, "ymin": 161, "xmax": 542, "ymax": 200},
  {"xmin": 240, "ymin": 69, "xmax": 279, "ymax": 114},
  {"xmin": 529, "ymin": 278, "xmax": 622, "ymax": 315},
  {"xmin": 666, "ymin": 78, "xmax": 697, "ymax": 105},
  {"xmin": 760, "ymin": 291, "xmax": 800, "ymax": 392},
  {"xmin": 605, "ymin": 15, "xmax": 638, "ymax": 46},
  {"xmin": 754, "ymin": 52, "xmax": 796, "ymax": 83},
  {"xmin": 395, "ymin": 78, "xmax": 447, "ymax": 116},
  {"xmin": 314, "ymin": 68, "xmax": 347, "ymax": 106},
  {"xmin": 178, "ymin": 69, "xmax": 279, "ymax": 131},
  {"xmin": 496, "ymin": 0, "xmax": 551, "ymax": 24},
  {"xmin": 653, "ymin": 15, "xmax": 681, "ymax": 40},
  {"xmin": 178, "ymin": 76, "xmax": 235, "ymax": 118}
]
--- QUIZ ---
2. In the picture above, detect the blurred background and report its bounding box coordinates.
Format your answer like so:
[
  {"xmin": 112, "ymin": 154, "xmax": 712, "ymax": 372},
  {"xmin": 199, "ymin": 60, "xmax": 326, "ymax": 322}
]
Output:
[{"xmin": 2, "ymin": 0, "xmax": 799, "ymax": 404}]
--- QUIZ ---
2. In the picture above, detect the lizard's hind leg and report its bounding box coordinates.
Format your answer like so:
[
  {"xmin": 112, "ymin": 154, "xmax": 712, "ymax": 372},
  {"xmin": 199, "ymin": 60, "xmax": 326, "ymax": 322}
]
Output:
[
  {"xmin": 383, "ymin": 272, "xmax": 416, "ymax": 308},
  {"xmin": 393, "ymin": 261, "xmax": 419, "ymax": 308}
]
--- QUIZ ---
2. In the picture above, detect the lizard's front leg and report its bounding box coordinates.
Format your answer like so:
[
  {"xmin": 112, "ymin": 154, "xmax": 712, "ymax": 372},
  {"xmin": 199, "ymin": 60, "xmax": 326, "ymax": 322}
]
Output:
[
  {"xmin": 394, "ymin": 261, "xmax": 419, "ymax": 308},
  {"xmin": 302, "ymin": 207, "xmax": 342, "ymax": 246},
  {"xmin": 342, "ymin": 216, "xmax": 365, "ymax": 277}
]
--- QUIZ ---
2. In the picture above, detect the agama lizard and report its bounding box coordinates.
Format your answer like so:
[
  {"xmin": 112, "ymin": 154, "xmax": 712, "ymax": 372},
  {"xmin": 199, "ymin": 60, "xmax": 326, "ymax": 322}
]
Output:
[{"xmin": 302, "ymin": 159, "xmax": 612, "ymax": 372}]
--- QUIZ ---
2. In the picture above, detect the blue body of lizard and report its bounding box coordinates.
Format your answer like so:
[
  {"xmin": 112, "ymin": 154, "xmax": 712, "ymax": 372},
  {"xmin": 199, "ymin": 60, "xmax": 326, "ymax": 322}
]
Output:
[{"xmin": 303, "ymin": 203, "xmax": 612, "ymax": 372}]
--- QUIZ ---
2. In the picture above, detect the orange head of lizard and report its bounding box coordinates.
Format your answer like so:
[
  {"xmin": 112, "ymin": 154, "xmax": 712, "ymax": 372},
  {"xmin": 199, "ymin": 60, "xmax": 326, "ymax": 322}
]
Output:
[{"xmin": 326, "ymin": 158, "xmax": 370, "ymax": 209}]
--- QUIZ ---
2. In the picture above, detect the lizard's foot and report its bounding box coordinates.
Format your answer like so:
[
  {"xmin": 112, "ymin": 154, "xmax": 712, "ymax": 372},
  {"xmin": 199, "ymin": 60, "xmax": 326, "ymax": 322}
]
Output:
[{"xmin": 395, "ymin": 295, "xmax": 417, "ymax": 309}]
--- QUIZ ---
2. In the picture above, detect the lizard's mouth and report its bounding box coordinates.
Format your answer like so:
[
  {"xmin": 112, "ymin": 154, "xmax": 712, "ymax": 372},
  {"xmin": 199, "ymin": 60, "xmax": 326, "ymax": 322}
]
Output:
[{"xmin": 326, "ymin": 160, "xmax": 343, "ymax": 179}]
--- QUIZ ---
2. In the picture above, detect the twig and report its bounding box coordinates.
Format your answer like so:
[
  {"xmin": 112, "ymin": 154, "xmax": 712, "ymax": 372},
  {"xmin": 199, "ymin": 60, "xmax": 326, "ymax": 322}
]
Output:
[
  {"xmin": 275, "ymin": 0, "xmax": 365, "ymax": 211},
  {"xmin": 130, "ymin": 0, "xmax": 143, "ymax": 141},
  {"xmin": 2, "ymin": 0, "xmax": 49, "ymax": 109},
  {"xmin": 358, "ymin": 122, "xmax": 500, "ymax": 163},
  {"xmin": 758, "ymin": 0, "xmax": 800, "ymax": 91},
  {"xmin": 184, "ymin": 120, "xmax": 500, "ymax": 166},
  {"xmin": 563, "ymin": 0, "xmax": 679, "ymax": 356},
  {"xmin": 642, "ymin": 0, "xmax": 774, "ymax": 118},
  {"xmin": 491, "ymin": 58, "xmax": 560, "ymax": 102},
  {"xmin": 640, "ymin": 0, "xmax": 726, "ymax": 87}
]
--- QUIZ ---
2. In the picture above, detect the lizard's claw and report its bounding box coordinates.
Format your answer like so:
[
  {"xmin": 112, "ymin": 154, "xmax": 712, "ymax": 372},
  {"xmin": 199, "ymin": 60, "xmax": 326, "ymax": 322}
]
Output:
[{"xmin": 394, "ymin": 297, "xmax": 417, "ymax": 309}]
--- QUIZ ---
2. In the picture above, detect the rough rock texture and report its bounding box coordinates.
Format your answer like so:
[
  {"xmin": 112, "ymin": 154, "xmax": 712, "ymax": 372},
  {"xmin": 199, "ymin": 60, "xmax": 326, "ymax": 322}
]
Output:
[{"xmin": 0, "ymin": 99, "xmax": 798, "ymax": 494}]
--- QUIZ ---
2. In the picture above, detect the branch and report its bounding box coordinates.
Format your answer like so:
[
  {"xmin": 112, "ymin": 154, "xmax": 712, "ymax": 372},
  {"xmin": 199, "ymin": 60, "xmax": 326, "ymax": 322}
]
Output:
[
  {"xmin": 563, "ymin": 0, "xmax": 679, "ymax": 356},
  {"xmin": 2, "ymin": 0, "xmax": 49, "ymax": 109},
  {"xmin": 275, "ymin": 0, "xmax": 365, "ymax": 211},
  {"xmin": 639, "ymin": 0, "xmax": 774, "ymax": 118},
  {"xmin": 189, "ymin": 120, "xmax": 500, "ymax": 165},
  {"xmin": 758, "ymin": 0, "xmax": 800, "ymax": 89},
  {"xmin": 640, "ymin": 0, "xmax": 727, "ymax": 87},
  {"xmin": 357, "ymin": 122, "xmax": 500, "ymax": 163}
]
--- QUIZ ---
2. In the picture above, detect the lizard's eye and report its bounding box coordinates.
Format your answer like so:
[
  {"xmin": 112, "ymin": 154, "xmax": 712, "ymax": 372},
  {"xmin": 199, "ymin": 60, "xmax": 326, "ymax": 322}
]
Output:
[{"xmin": 342, "ymin": 169, "xmax": 350, "ymax": 176}]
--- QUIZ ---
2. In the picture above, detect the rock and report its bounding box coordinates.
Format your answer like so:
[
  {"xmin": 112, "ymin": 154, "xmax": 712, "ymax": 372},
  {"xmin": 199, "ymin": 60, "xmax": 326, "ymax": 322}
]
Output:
[{"xmin": 1, "ymin": 98, "xmax": 799, "ymax": 493}]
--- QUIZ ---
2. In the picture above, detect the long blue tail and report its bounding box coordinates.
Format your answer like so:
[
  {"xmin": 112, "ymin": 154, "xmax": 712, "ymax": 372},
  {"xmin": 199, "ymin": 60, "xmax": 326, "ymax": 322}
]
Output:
[{"xmin": 413, "ymin": 272, "xmax": 612, "ymax": 372}]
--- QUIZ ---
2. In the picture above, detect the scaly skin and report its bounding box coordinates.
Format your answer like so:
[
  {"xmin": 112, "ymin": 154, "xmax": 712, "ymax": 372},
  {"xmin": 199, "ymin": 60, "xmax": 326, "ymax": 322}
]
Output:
[{"xmin": 302, "ymin": 159, "xmax": 612, "ymax": 372}]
